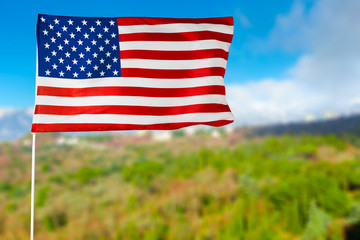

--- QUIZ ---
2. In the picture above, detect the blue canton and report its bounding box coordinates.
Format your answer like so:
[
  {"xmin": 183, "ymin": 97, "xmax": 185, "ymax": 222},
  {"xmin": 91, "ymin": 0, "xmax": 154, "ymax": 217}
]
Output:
[{"xmin": 37, "ymin": 14, "xmax": 121, "ymax": 79}]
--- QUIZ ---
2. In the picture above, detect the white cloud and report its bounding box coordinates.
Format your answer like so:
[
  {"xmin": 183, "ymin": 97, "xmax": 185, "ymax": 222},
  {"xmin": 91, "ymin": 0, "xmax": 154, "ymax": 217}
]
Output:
[
  {"xmin": 0, "ymin": 108, "xmax": 15, "ymax": 118},
  {"xmin": 227, "ymin": 0, "xmax": 360, "ymax": 125},
  {"xmin": 226, "ymin": 79, "xmax": 321, "ymax": 125},
  {"xmin": 267, "ymin": 0, "xmax": 310, "ymax": 52},
  {"xmin": 25, "ymin": 107, "xmax": 34, "ymax": 116},
  {"xmin": 235, "ymin": 9, "xmax": 252, "ymax": 28}
]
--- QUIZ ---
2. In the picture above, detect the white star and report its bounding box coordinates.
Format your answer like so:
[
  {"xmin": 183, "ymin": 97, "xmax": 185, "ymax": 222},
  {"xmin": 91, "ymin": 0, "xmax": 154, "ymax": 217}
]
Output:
[
  {"xmin": 92, "ymin": 52, "xmax": 98, "ymax": 58},
  {"xmin": 64, "ymin": 39, "xmax": 69, "ymax": 45},
  {"xmin": 54, "ymin": 18, "xmax": 60, "ymax": 24},
  {"xmin": 103, "ymin": 27, "xmax": 109, "ymax": 32},
  {"xmin": 66, "ymin": 65, "xmax": 71, "ymax": 71},
  {"xmin": 109, "ymin": 20, "xmax": 115, "ymax": 26},
  {"xmin": 68, "ymin": 19, "xmax": 73, "ymax": 25},
  {"xmin": 76, "ymin": 26, "xmax": 81, "ymax": 32},
  {"xmin": 73, "ymin": 72, "xmax": 78, "ymax": 78},
  {"xmin": 62, "ymin": 26, "xmax": 68, "ymax": 31},
  {"xmin": 56, "ymin": 32, "xmax": 61, "ymax": 37},
  {"xmin": 93, "ymin": 65, "xmax": 99, "ymax": 71},
  {"xmin": 106, "ymin": 64, "xmax": 111, "ymax": 69},
  {"xmin": 51, "ymin": 50, "xmax": 57, "ymax": 56},
  {"xmin": 86, "ymin": 59, "xmax": 92, "ymax": 65},
  {"xmin": 85, "ymin": 46, "xmax": 91, "ymax": 52},
  {"xmin": 105, "ymin": 39, "xmax": 110, "ymax": 45},
  {"xmin": 111, "ymin": 33, "xmax": 116, "ymax": 38},
  {"xmin": 43, "ymin": 29, "xmax": 48, "ymax": 35},
  {"xmin": 97, "ymin": 33, "xmax": 103, "ymax": 39},
  {"xmin": 65, "ymin": 52, "xmax": 71, "ymax": 58},
  {"xmin": 96, "ymin": 20, "xmax": 101, "ymax": 26},
  {"xmin": 100, "ymin": 58, "xmax": 105, "ymax": 64},
  {"xmin": 72, "ymin": 59, "xmax": 78, "ymax": 65},
  {"xmin": 44, "ymin": 43, "xmax": 50, "ymax": 49},
  {"xmin": 87, "ymin": 72, "xmax": 92, "ymax": 77},
  {"xmin": 51, "ymin": 37, "xmax": 56, "ymax": 43},
  {"xmin": 40, "ymin": 17, "xmax": 46, "ymax": 22},
  {"xmin": 89, "ymin": 26, "xmax": 95, "ymax": 32},
  {"xmin": 91, "ymin": 40, "xmax": 97, "ymax": 45},
  {"xmin": 45, "ymin": 56, "xmax": 50, "ymax": 62},
  {"xmin": 82, "ymin": 19, "xmax": 87, "ymax": 25},
  {"xmin": 58, "ymin": 45, "xmax": 63, "ymax": 50},
  {"xmin": 112, "ymin": 57, "xmax": 118, "ymax": 63},
  {"xmin": 70, "ymin": 33, "xmax": 75, "ymax": 38},
  {"xmin": 80, "ymin": 65, "xmax": 85, "ymax": 71},
  {"xmin": 71, "ymin": 46, "xmax": 77, "ymax": 52},
  {"xmin": 79, "ymin": 53, "xmax": 84, "ymax": 58},
  {"xmin": 112, "ymin": 45, "xmax": 117, "ymax": 50},
  {"xmin": 113, "ymin": 70, "xmax": 119, "ymax": 76},
  {"xmin": 83, "ymin": 33, "xmax": 89, "ymax": 39},
  {"xmin": 49, "ymin": 24, "xmax": 54, "ymax": 30},
  {"xmin": 100, "ymin": 71, "xmax": 105, "ymax": 76},
  {"xmin": 105, "ymin": 52, "xmax": 111, "ymax": 57},
  {"xmin": 52, "ymin": 63, "xmax": 58, "ymax": 69},
  {"xmin": 77, "ymin": 39, "xmax": 83, "ymax": 45},
  {"xmin": 99, "ymin": 46, "xmax": 104, "ymax": 51},
  {"xmin": 58, "ymin": 58, "xmax": 64, "ymax": 63},
  {"xmin": 59, "ymin": 71, "xmax": 64, "ymax": 77},
  {"xmin": 45, "ymin": 69, "xmax": 51, "ymax": 75}
]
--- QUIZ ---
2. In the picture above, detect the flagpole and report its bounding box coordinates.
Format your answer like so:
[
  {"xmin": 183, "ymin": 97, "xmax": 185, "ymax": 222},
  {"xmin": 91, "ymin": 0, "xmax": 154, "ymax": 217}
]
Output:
[{"xmin": 30, "ymin": 133, "xmax": 36, "ymax": 240}]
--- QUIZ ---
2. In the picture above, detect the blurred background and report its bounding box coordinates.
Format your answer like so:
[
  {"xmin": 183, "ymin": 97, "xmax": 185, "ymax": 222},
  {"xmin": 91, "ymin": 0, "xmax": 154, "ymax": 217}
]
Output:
[{"xmin": 1, "ymin": 0, "xmax": 360, "ymax": 239}]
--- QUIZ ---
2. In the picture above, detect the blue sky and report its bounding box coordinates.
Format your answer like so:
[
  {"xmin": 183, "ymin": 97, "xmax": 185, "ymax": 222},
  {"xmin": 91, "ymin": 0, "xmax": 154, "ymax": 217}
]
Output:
[
  {"xmin": 1, "ymin": 0, "xmax": 300, "ymax": 108},
  {"xmin": 1, "ymin": 0, "xmax": 359, "ymax": 125}
]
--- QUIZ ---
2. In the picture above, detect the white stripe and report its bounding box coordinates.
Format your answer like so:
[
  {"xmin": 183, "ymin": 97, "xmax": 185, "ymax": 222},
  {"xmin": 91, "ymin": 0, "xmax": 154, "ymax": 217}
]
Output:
[
  {"xmin": 119, "ymin": 23, "xmax": 234, "ymax": 35},
  {"xmin": 35, "ymin": 95, "xmax": 229, "ymax": 107},
  {"xmin": 33, "ymin": 112, "xmax": 234, "ymax": 124},
  {"xmin": 120, "ymin": 58, "xmax": 227, "ymax": 70},
  {"xmin": 119, "ymin": 40, "xmax": 230, "ymax": 51},
  {"xmin": 36, "ymin": 76, "xmax": 225, "ymax": 89}
]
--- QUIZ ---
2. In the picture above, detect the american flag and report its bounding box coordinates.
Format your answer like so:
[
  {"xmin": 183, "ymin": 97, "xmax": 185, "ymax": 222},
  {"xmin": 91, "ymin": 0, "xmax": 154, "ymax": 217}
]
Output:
[{"xmin": 32, "ymin": 14, "xmax": 234, "ymax": 132}]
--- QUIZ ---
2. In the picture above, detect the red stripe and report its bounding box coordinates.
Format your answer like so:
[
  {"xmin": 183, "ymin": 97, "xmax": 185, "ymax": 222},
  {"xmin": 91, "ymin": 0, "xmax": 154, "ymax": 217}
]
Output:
[
  {"xmin": 117, "ymin": 17, "xmax": 234, "ymax": 26},
  {"xmin": 119, "ymin": 31, "xmax": 233, "ymax": 43},
  {"xmin": 120, "ymin": 49, "xmax": 230, "ymax": 60},
  {"xmin": 121, "ymin": 67, "xmax": 226, "ymax": 78},
  {"xmin": 31, "ymin": 120, "xmax": 234, "ymax": 132},
  {"xmin": 35, "ymin": 104, "xmax": 231, "ymax": 116},
  {"xmin": 37, "ymin": 85, "xmax": 225, "ymax": 97}
]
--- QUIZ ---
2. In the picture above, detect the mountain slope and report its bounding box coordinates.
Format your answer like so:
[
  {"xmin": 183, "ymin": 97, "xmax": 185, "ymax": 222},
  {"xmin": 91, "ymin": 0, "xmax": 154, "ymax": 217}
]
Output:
[
  {"xmin": 0, "ymin": 108, "xmax": 33, "ymax": 141},
  {"xmin": 1, "ymin": 107, "xmax": 360, "ymax": 142},
  {"xmin": 251, "ymin": 114, "xmax": 360, "ymax": 136}
]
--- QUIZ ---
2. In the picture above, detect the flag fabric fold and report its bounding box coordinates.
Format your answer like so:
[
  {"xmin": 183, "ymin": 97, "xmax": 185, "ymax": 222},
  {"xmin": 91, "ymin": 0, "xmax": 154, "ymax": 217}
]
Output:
[{"xmin": 32, "ymin": 14, "xmax": 234, "ymax": 132}]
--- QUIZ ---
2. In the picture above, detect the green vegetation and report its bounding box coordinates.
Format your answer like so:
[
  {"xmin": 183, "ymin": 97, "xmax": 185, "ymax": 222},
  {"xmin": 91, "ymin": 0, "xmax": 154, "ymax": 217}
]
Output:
[{"xmin": 0, "ymin": 133, "xmax": 360, "ymax": 239}]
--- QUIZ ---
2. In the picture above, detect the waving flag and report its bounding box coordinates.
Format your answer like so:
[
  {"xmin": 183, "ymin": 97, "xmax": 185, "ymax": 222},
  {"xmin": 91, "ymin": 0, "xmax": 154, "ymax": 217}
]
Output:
[{"xmin": 32, "ymin": 14, "xmax": 234, "ymax": 132}]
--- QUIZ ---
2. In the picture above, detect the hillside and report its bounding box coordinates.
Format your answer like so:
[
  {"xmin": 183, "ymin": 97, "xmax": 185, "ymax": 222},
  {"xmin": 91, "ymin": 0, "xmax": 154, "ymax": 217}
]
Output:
[
  {"xmin": 251, "ymin": 114, "xmax": 360, "ymax": 136},
  {"xmin": 1, "ymin": 108, "xmax": 360, "ymax": 142},
  {"xmin": 0, "ymin": 132, "xmax": 360, "ymax": 239}
]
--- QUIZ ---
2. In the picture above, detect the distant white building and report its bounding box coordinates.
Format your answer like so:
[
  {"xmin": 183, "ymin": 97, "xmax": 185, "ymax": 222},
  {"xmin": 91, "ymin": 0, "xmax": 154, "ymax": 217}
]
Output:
[
  {"xmin": 135, "ymin": 130, "xmax": 148, "ymax": 137},
  {"xmin": 152, "ymin": 131, "xmax": 172, "ymax": 141},
  {"xmin": 211, "ymin": 130, "xmax": 221, "ymax": 138},
  {"xmin": 21, "ymin": 138, "xmax": 32, "ymax": 147},
  {"xmin": 323, "ymin": 110, "xmax": 340, "ymax": 120},
  {"xmin": 185, "ymin": 127, "xmax": 196, "ymax": 136},
  {"xmin": 225, "ymin": 126, "xmax": 235, "ymax": 134},
  {"xmin": 56, "ymin": 136, "xmax": 79, "ymax": 145},
  {"xmin": 304, "ymin": 114, "xmax": 316, "ymax": 123}
]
